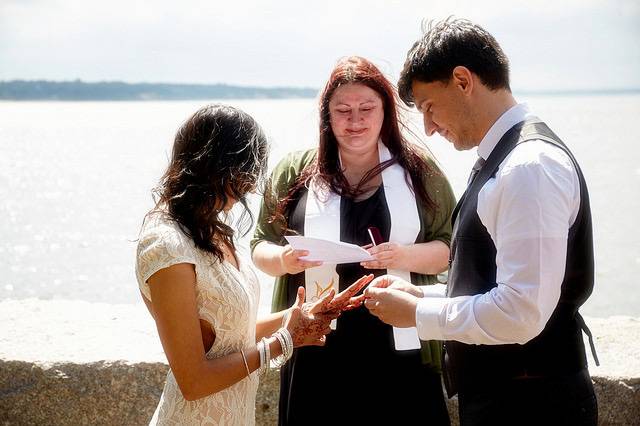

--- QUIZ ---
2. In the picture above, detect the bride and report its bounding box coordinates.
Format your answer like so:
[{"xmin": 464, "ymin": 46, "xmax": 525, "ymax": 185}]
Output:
[{"xmin": 135, "ymin": 104, "xmax": 371, "ymax": 425}]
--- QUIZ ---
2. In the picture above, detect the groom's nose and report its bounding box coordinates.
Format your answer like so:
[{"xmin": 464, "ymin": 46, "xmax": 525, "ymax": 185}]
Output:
[{"xmin": 422, "ymin": 113, "xmax": 439, "ymax": 137}]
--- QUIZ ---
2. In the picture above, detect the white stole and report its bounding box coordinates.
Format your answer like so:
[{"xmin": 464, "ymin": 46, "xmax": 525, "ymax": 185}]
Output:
[{"xmin": 304, "ymin": 141, "xmax": 421, "ymax": 350}]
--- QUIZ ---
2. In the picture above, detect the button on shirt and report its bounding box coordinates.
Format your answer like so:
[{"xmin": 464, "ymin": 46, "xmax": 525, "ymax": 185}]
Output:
[{"xmin": 416, "ymin": 103, "xmax": 581, "ymax": 345}]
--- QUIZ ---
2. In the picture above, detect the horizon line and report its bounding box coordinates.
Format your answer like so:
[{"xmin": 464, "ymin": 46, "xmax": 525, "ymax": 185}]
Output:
[
  {"xmin": 1, "ymin": 78, "xmax": 639, "ymax": 97},
  {"xmin": 0, "ymin": 78, "xmax": 317, "ymax": 91}
]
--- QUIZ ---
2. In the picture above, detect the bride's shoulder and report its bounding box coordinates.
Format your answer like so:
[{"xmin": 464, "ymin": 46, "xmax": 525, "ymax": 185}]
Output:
[
  {"xmin": 137, "ymin": 210, "xmax": 194, "ymax": 257},
  {"xmin": 140, "ymin": 209, "xmax": 174, "ymax": 233},
  {"xmin": 135, "ymin": 210, "xmax": 198, "ymax": 295}
]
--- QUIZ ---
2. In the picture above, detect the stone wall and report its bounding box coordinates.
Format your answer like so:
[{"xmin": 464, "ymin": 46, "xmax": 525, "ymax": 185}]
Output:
[{"xmin": 1, "ymin": 300, "xmax": 638, "ymax": 425}]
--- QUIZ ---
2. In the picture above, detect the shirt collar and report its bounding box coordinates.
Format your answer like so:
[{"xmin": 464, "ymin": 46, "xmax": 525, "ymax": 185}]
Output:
[{"xmin": 477, "ymin": 103, "xmax": 534, "ymax": 160}]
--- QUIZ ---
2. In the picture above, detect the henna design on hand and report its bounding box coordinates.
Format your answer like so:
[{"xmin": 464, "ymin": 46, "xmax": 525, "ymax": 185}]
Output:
[{"xmin": 286, "ymin": 308, "xmax": 333, "ymax": 347}]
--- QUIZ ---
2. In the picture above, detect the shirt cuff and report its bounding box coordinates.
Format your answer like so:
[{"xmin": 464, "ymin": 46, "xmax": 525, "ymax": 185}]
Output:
[
  {"xmin": 416, "ymin": 297, "xmax": 448, "ymax": 341},
  {"xmin": 420, "ymin": 283, "xmax": 447, "ymax": 298}
]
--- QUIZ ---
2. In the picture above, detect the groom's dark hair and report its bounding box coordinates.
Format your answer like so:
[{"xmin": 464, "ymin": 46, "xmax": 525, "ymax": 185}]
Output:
[{"xmin": 398, "ymin": 17, "xmax": 511, "ymax": 106}]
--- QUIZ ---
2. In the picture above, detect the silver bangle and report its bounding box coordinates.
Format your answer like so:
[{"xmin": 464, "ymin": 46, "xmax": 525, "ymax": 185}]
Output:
[
  {"xmin": 265, "ymin": 337, "xmax": 271, "ymax": 370},
  {"xmin": 271, "ymin": 328, "xmax": 294, "ymax": 368},
  {"xmin": 240, "ymin": 349, "xmax": 250, "ymax": 377},
  {"xmin": 279, "ymin": 327, "xmax": 294, "ymax": 360},
  {"xmin": 257, "ymin": 340, "xmax": 266, "ymax": 375},
  {"xmin": 260, "ymin": 337, "xmax": 271, "ymax": 376},
  {"xmin": 271, "ymin": 331, "xmax": 287, "ymax": 368}
]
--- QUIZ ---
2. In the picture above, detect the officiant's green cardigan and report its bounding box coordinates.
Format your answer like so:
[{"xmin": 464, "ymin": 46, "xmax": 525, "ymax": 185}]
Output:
[{"xmin": 250, "ymin": 148, "xmax": 456, "ymax": 371}]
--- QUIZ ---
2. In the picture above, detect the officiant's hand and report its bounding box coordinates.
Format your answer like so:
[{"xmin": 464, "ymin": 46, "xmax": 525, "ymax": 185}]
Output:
[
  {"xmin": 361, "ymin": 242, "xmax": 407, "ymax": 270},
  {"xmin": 280, "ymin": 244, "xmax": 323, "ymax": 275},
  {"xmin": 349, "ymin": 275, "xmax": 419, "ymax": 327}
]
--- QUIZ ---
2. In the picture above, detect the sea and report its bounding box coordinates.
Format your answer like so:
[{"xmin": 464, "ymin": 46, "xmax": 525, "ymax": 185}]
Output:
[{"xmin": 1, "ymin": 94, "xmax": 639, "ymax": 317}]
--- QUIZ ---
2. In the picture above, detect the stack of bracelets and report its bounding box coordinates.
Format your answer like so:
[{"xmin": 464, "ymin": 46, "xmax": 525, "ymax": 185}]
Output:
[{"xmin": 256, "ymin": 327, "xmax": 293, "ymax": 376}]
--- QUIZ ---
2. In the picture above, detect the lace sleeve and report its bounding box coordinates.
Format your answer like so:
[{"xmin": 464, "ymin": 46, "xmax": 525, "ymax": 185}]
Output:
[{"xmin": 135, "ymin": 219, "xmax": 197, "ymax": 301}]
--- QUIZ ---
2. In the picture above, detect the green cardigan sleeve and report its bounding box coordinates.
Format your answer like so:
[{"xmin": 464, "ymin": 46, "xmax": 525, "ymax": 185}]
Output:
[{"xmin": 251, "ymin": 149, "xmax": 317, "ymax": 313}]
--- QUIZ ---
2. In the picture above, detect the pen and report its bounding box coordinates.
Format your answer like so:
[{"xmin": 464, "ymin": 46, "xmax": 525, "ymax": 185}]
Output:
[
  {"xmin": 367, "ymin": 226, "xmax": 383, "ymax": 246},
  {"xmin": 368, "ymin": 228, "xmax": 377, "ymax": 246}
]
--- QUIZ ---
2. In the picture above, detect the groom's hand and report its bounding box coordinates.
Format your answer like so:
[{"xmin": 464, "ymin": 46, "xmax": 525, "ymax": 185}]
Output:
[
  {"xmin": 345, "ymin": 274, "xmax": 422, "ymax": 311},
  {"xmin": 363, "ymin": 282, "xmax": 420, "ymax": 328},
  {"xmin": 368, "ymin": 274, "xmax": 424, "ymax": 298}
]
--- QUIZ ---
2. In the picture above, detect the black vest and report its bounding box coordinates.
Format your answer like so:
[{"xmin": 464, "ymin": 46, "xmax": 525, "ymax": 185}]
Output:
[{"xmin": 443, "ymin": 119, "xmax": 595, "ymax": 397}]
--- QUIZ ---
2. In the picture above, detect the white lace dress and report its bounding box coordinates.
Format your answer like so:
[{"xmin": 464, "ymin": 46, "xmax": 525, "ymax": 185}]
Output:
[{"xmin": 135, "ymin": 211, "xmax": 260, "ymax": 425}]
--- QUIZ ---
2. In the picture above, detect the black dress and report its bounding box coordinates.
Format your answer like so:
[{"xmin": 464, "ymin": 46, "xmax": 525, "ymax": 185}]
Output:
[{"xmin": 278, "ymin": 186, "xmax": 450, "ymax": 425}]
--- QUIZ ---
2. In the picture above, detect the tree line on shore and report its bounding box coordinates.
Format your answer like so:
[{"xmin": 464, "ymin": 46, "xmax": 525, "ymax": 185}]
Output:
[{"xmin": 0, "ymin": 80, "xmax": 317, "ymax": 100}]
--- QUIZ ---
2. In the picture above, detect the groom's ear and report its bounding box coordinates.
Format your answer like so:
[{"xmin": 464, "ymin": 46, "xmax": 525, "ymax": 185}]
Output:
[{"xmin": 451, "ymin": 66, "xmax": 473, "ymax": 95}]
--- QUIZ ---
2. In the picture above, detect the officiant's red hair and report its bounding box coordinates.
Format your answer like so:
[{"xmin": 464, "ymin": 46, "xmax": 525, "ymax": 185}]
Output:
[{"xmin": 272, "ymin": 56, "xmax": 438, "ymax": 223}]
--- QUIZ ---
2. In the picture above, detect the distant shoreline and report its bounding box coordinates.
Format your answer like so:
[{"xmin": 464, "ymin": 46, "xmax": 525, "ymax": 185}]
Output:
[
  {"xmin": 0, "ymin": 79, "xmax": 318, "ymax": 101},
  {"xmin": 515, "ymin": 88, "xmax": 640, "ymax": 97},
  {"xmin": 1, "ymin": 79, "xmax": 638, "ymax": 101}
]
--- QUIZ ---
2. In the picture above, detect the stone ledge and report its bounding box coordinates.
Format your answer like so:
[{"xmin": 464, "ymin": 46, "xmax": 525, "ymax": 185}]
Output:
[
  {"xmin": 0, "ymin": 360, "xmax": 166, "ymax": 426},
  {"xmin": 2, "ymin": 361, "xmax": 638, "ymax": 425},
  {"xmin": 0, "ymin": 300, "xmax": 638, "ymax": 425}
]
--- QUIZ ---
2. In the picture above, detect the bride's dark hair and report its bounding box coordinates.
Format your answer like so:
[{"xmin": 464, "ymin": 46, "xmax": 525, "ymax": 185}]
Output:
[{"xmin": 152, "ymin": 104, "xmax": 269, "ymax": 262}]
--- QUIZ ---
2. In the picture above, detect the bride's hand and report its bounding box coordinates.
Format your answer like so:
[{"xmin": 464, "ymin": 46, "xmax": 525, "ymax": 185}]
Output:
[
  {"xmin": 284, "ymin": 287, "xmax": 337, "ymax": 347},
  {"xmin": 300, "ymin": 274, "xmax": 374, "ymax": 316},
  {"xmin": 284, "ymin": 275, "xmax": 375, "ymax": 347},
  {"xmin": 326, "ymin": 274, "xmax": 374, "ymax": 312}
]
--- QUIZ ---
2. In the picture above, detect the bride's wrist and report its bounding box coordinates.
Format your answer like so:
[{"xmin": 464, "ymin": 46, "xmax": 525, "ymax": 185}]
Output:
[
  {"xmin": 270, "ymin": 328, "xmax": 294, "ymax": 368},
  {"xmin": 266, "ymin": 335, "xmax": 283, "ymax": 358}
]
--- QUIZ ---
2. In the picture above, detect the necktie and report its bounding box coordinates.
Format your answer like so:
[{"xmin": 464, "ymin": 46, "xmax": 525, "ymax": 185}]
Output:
[{"xmin": 467, "ymin": 156, "xmax": 486, "ymax": 186}]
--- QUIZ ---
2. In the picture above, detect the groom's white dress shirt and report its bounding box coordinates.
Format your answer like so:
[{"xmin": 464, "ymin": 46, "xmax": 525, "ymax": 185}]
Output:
[{"xmin": 415, "ymin": 103, "xmax": 581, "ymax": 345}]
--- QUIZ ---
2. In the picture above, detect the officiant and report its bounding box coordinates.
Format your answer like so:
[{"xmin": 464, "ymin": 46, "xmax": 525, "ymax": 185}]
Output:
[{"xmin": 251, "ymin": 56, "xmax": 456, "ymax": 425}]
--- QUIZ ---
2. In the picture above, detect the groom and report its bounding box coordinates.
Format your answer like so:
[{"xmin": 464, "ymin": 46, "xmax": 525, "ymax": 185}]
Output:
[{"xmin": 361, "ymin": 18, "xmax": 598, "ymax": 425}]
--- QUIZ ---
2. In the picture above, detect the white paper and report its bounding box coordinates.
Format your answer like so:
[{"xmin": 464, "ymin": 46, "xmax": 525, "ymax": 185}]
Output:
[{"xmin": 285, "ymin": 235, "xmax": 374, "ymax": 264}]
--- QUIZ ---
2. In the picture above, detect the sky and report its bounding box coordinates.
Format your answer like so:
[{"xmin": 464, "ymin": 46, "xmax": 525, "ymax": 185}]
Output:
[{"xmin": 1, "ymin": 0, "xmax": 639, "ymax": 91}]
